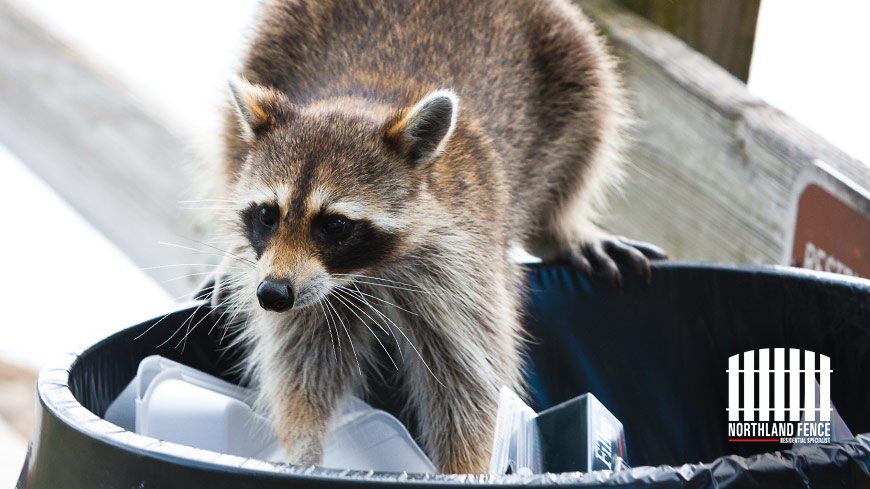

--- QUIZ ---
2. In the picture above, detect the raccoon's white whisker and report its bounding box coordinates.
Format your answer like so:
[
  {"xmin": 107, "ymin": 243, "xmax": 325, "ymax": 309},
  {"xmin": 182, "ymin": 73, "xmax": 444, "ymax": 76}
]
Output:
[
  {"xmin": 207, "ymin": 286, "xmax": 248, "ymax": 336},
  {"xmin": 336, "ymin": 288, "xmax": 443, "ymax": 386},
  {"xmin": 157, "ymin": 242, "xmax": 242, "ymax": 262},
  {"xmin": 141, "ymin": 263, "xmax": 225, "ymax": 271},
  {"xmin": 324, "ymin": 297, "xmax": 363, "ymax": 377},
  {"xmin": 350, "ymin": 283, "xmax": 408, "ymax": 324},
  {"xmin": 331, "ymin": 289, "xmax": 398, "ymax": 371},
  {"xmin": 135, "ymin": 279, "xmax": 220, "ymax": 339},
  {"xmin": 336, "ymin": 279, "xmax": 433, "ymax": 295},
  {"xmin": 176, "ymin": 301, "xmax": 217, "ymax": 348},
  {"xmin": 335, "ymin": 286, "xmax": 400, "ymax": 330},
  {"xmin": 321, "ymin": 297, "xmax": 344, "ymax": 361},
  {"xmin": 178, "ymin": 203, "xmax": 239, "ymax": 207},
  {"xmin": 180, "ymin": 238, "xmax": 258, "ymax": 267},
  {"xmin": 178, "ymin": 204, "xmax": 239, "ymax": 208},
  {"xmin": 340, "ymin": 285, "xmax": 404, "ymax": 361},
  {"xmin": 158, "ymin": 241, "xmax": 256, "ymax": 267},
  {"xmin": 174, "ymin": 251, "xmax": 249, "ymax": 266},
  {"xmin": 179, "ymin": 207, "xmax": 240, "ymax": 212},
  {"xmin": 334, "ymin": 284, "xmax": 418, "ymax": 316},
  {"xmin": 160, "ymin": 287, "xmax": 206, "ymax": 303},
  {"xmin": 175, "ymin": 298, "xmax": 222, "ymax": 350},
  {"xmin": 177, "ymin": 199, "xmax": 241, "ymax": 204},
  {"xmin": 155, "ymin": 301, "xmax": 208, "ymax": 349},
  {"xmin": 317, "ymin": 301, "xmax": 339, "ymax": 363},
  {"xmin": 133, "ymin": 308, "xmax": 179, "ymax": 340},
  {"xmin": 204, "ymin": 235, "xmax": 244, "ymax": 242},
  {"xmin": 220, "ymin": 300, "xmax": 249, "ymax": 345},
  {"xmin": 161, "ymin": 270, "xmax": 246, "ymax": 284},
  {"xmin": 328, "ymin": 302, "xmax": 344, "ymax": 360},
  {"xmin": 166, "ymin": 306, "xmax": 202, "ymax": 350},
  {"xmin": 388, "ymin": 318, "xmax": 444, "ymax": 387},
  {"xmin": 214, "ymin": 309, "xmax": 236, "ymax": 338},
  {"xmin": 208, "ymin": 297, "xmax": 237, "ymax": 336},
  {"xmin": 333, "ymin": 287, "xmax": 400, "ymax": 354},
  {"xmin": 332, "ymin": 274, "xmax": 428, "ymax": 291}
]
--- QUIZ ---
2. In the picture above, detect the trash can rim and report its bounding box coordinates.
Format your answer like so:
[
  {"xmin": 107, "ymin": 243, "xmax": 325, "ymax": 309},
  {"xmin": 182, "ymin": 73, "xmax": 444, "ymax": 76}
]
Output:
[{"xmin": 29, "ymin": 262, "xmax": 870, "ymax": 486}]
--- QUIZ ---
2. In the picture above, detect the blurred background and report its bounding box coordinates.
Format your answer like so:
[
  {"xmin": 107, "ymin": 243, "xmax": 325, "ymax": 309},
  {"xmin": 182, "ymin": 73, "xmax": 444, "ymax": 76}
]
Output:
[{"xmin": 0, "ymin": 0, "xmax": 868, "ymax": 484}]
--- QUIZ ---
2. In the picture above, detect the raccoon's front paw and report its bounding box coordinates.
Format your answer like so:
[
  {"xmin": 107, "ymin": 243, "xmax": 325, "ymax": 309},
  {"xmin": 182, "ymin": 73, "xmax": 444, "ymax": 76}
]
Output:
[
  {"xmin": 283, "ymin": 434, "xmax": 324, "ymax": 466},
  {"xmin": 568, "ymin": 235, "xmax": 667, "ymax": 289}
]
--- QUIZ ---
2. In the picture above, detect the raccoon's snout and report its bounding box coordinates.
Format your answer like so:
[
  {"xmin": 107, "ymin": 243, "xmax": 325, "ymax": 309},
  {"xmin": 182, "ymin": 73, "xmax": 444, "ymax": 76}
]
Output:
[{"xmin": 257, "ymin": 280, "xmax": 294, "ymax": 312}]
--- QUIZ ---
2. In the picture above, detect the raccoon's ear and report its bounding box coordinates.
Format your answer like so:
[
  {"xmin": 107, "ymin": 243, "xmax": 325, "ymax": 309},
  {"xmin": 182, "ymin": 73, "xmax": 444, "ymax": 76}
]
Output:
[
  {"xmin": 386, "ymin": 90, "xmax": 458, "ymax": 166},
  {"xmin": 228, "ymin": 76, "xmax": 294, "ymax": 141}
]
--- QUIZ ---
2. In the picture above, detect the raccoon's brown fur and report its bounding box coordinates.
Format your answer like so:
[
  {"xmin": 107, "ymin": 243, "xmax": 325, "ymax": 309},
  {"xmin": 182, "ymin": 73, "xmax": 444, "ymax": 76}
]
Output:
[{"xmin": 210, "ymin": 0, "xmax": 663, "ymax": 474}]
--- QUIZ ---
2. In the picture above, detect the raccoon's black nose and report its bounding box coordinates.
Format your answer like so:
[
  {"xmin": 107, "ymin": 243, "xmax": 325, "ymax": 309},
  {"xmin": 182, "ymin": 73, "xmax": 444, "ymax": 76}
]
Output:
[{"xmin": 257, "ymin": 280, "xmax": 294, "ymax": 312}]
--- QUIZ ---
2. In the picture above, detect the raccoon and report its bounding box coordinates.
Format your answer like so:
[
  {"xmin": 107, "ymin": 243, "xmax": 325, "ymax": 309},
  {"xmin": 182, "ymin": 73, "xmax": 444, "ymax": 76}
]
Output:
[{"xmin": 208, "ymin": 0, "xmax": 665, "ymax": 474}]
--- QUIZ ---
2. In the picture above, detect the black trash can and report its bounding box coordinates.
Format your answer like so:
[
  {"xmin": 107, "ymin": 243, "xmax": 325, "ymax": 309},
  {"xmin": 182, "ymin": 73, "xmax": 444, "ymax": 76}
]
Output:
[{"xmin": 17, "ymin": 263, "xmax": 870, "ymax": 488}]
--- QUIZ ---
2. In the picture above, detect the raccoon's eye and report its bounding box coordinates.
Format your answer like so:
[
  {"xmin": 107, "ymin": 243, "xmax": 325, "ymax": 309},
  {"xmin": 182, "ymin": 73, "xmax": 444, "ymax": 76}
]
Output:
[
  {"xmin": 321, "ymin": 216, "xmax": 353, "ymax": 240},
  {"xmin": 258, "ymin": 204, "xmax": 279, "ymax": 228}
]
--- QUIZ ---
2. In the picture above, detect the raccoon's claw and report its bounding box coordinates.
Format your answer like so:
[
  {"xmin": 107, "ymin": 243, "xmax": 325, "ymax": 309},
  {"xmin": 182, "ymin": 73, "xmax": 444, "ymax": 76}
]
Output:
[
  {"xmin": 569, "ymin": 236, "xmax": 668, "ymax": 289},
  {"xmin": 617, "ymin": 237, "xmax": 668, "ymax": 261}
]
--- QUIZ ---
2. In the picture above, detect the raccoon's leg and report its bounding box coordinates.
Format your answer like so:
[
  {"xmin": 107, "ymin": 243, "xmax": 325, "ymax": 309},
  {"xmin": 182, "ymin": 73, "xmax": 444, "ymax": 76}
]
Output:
[
  {"xmin": 403, "ymin": 324, "xmax": 504, "ymax": 474},
  {"xmin": 270, "ymin": 388, "xmax": 335, "ymax": 465},
  {"xmin": 521, "ymin": 2, "xmax": 666, "ymax": 288},
  {"xmin": 254, "ymin": 310, "xmax": 360, "ymax": 465},
  {"xmin": 397, "ymin": 269, "xmax": 524, "ymax": 474}
]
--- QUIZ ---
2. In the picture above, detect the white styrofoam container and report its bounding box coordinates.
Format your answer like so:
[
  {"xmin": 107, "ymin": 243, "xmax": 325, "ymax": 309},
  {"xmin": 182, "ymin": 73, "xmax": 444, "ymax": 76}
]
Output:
[{"xmin": 105, "ymin": 355, "xmax": 435, "ymax": 473}]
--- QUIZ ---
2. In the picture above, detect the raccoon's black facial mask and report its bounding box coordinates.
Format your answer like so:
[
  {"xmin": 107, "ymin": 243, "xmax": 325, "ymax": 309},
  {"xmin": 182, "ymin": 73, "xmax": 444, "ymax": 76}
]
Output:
[
  {"xmin": 314, "ymin": 215, "xmax": 354, "ymax": 243},
  {"xmin": 241, "ymin": 202, "xmax": 399, "ymax": 273},
  {"xmin": 311, "ymin": 213, "xmax": 399, "ymax": 273},
  {"xmin": 241, "ymin": 202, "xmax": 279, "ymax": 258}
]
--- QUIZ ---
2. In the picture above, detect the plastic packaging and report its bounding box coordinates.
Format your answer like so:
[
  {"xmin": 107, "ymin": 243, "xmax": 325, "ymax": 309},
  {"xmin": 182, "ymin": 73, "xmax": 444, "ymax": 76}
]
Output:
[
  {"xmin": 489, "ymin": 387, "xmax": 540, "ymax": 475},
  {"xmin": 105, "ymin": 355, "xmax": 435, "ymax": 473},
  {"xmin": 488, "ymin": 387, "xmax": 626, "ymax": 476},
  {"xmin": 535, "ymin": 392, "xmax": 626, "ymax": 473}
]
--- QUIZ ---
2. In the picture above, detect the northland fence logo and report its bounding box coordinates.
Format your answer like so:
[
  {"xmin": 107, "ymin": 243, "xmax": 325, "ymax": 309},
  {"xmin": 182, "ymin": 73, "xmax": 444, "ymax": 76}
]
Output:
[{"xmin": 727, "ymin": 349, "xmax": 832, "ymax": 444}]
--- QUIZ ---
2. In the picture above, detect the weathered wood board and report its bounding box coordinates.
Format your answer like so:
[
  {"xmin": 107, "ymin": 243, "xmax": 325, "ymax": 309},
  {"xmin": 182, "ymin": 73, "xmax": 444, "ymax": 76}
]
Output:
[
  {"xmin": 0, "ymin": 1, "xmax": 210, "ymax": 297},
  {"xmin": 620, "ymin": 0, "xmax": 760, "ymax": 82},
  {"xmin": 582, "ymin": 0, "xmax": 869, "ymax": 269}
]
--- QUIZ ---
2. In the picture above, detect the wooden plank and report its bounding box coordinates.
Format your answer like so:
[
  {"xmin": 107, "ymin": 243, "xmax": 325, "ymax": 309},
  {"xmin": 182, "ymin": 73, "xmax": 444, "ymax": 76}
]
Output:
[
  {"xmin": 0, "ymin": 1, "xmax": 210, "ymax": 297},
  {"xmin": 620, "ymin": 0, "xmax": 760, "ymax": 82},
  {"xmin": 582, "ymin": 0, "xmax": 869, "ymax": 266}
]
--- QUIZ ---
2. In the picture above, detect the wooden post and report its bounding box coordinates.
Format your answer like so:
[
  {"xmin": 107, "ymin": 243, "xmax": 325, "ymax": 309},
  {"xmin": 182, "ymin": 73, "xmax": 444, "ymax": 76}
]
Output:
[
  {"xmin": 619, "ymin": 0, "xmax": 761, "ymax": 82},
  {"xmin": 583, "ymin": 0, "xmax": 868, "ymax": 269}
]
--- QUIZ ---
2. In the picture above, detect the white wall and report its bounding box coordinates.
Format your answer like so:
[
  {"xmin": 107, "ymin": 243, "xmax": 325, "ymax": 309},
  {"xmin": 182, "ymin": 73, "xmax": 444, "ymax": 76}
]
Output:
[
  {"xmin": 749, "ymin": 0, "xmax": 870, "ymax": 164},
  {"xmin": 9, "ymin": 0, "xmax": 260, "ymax": 138},
  {"xmin": 0, "ymin": 145, "xmax": 173, "ymax": 370}
]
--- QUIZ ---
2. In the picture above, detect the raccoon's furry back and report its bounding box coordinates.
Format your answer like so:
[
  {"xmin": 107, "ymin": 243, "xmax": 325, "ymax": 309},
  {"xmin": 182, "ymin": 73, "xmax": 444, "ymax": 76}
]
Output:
[{"xmin": 222, "ymin": 0, "xmax": 628, "ymax": 247}]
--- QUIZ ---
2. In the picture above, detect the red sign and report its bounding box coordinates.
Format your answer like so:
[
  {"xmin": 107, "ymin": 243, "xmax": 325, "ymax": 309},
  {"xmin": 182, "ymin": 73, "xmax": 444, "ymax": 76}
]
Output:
[{"xmin": 791, "ymin": 184, "xmax": 868, "ymax": 278}]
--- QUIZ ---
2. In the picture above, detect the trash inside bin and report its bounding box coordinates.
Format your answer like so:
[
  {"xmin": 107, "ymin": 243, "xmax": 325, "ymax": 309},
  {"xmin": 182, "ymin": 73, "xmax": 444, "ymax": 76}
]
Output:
[
  {"xmin": 17, "ymin": 263, "xmax": 870, "ymax": 488},
  {"xmin": 104, "ymin": 354, "xmax": 436, "ymax": 473}
]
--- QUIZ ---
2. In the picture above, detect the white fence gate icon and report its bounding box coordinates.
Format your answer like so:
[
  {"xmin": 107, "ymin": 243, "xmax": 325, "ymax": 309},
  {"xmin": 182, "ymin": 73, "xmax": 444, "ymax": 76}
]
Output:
[{"xmin": 727, "ymin": 348, "xmax": 832, "ymax": 422}]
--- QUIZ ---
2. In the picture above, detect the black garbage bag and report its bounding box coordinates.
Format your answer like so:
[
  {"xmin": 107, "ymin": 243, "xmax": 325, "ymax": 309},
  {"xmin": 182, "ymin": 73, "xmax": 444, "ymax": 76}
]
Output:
[{"xmin": 17, "ymin": 263, "xmax": 870, "ymax": 488}]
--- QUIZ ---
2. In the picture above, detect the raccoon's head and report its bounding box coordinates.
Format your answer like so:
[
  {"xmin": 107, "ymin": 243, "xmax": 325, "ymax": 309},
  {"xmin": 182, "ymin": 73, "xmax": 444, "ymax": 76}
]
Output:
[{"xmin": 225, "ymin": 77, "xmax": 457, "ymax": 312}]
